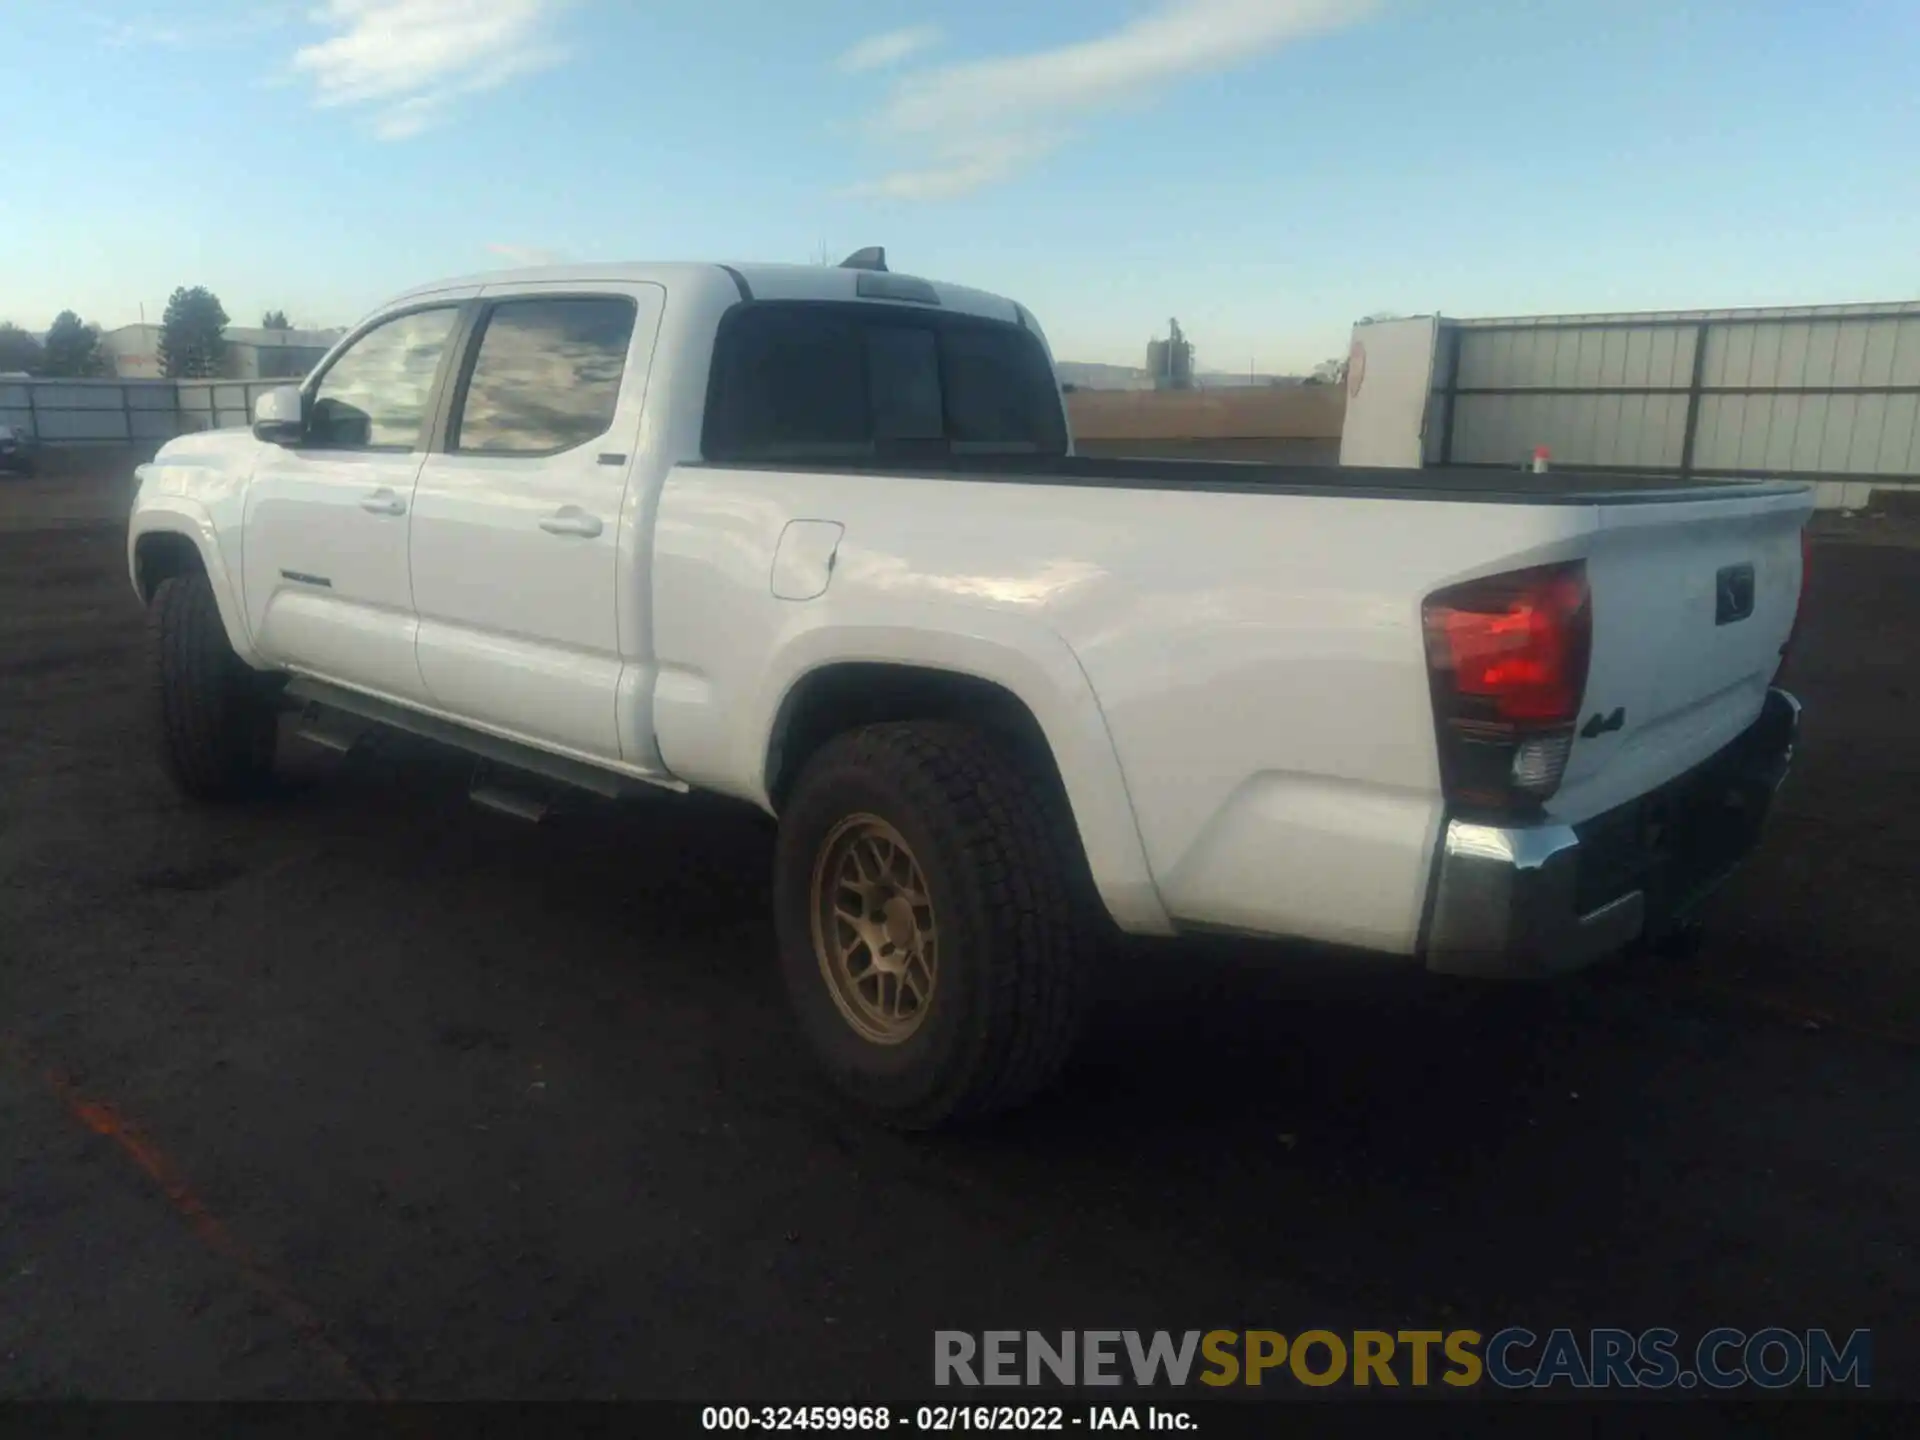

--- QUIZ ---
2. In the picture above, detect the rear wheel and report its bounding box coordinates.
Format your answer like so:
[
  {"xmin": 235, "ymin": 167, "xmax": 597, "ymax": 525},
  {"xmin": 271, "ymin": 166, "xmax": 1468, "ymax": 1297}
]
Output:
[
  {"xmin": 149, "ymin": 570, "xmax": 279, "ymax": 800},
  {"xmin": 773, "ymin": 722, "xmax": 1096, "ymax": 1129}
]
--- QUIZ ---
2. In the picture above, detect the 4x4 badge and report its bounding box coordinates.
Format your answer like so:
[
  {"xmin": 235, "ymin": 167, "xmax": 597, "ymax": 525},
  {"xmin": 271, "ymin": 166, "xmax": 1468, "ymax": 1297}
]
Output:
[{"xmin": 1581, "ymin": 706, "xmax": 1626, "ymax": 739}]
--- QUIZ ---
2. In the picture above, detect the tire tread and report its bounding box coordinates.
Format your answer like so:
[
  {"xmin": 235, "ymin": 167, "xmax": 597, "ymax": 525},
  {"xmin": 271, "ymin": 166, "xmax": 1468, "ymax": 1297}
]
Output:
[
  {"xmin": 149, "ymin": 572, "xmax": 275, "ymax": 800},
  {"xmin": 784, "ymin": 720, "xmax": 1096, "ymax": 1127}
]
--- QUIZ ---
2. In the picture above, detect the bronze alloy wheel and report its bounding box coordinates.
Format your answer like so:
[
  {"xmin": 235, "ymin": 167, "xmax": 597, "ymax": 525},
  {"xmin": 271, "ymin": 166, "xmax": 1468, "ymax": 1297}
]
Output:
[{"xmin": 810, "ymin": 813, "xmax": 939, "ymax": 1045}]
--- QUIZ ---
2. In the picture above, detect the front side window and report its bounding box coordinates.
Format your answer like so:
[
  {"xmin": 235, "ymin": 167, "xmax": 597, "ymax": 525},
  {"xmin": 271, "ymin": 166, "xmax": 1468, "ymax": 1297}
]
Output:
[
  {"xmin": 703, "ymin": 302, "xmax": 1068, "ymax": 462},
  {"xmin": 451, "ymin": 297, "xmax": 636, "ymax": 455},
  {"xmin": 307, "ymin": 307, "xmax": 459, "ymax": 450}
]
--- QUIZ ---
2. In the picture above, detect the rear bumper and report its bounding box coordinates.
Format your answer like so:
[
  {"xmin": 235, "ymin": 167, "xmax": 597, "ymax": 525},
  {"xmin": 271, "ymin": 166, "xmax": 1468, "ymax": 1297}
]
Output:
[{"xmin": 1422, "ymin": 687, "xmax": 1801, "ymax": 978}]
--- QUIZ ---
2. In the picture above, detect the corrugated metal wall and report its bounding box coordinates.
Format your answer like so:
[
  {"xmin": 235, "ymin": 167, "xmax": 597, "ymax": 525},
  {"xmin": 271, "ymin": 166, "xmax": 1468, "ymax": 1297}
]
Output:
[
  {"xmin": 0, "ymin": 378, "xmax": 287, "ymax": 443},
  {"xmin": 1430, "ymin": 303, "xmax": 1920, "ymax": 484}
]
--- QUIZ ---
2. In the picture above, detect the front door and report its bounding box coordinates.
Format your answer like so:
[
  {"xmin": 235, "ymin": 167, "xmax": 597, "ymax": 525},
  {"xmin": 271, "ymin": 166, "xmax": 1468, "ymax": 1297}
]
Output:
[
  {"xmin": 409, "ymin": 284, "xmax": 664, "ymax": 761},
  {"xmin": 242, "ymin": 301, "xmax": 470, "ymax": 702}
]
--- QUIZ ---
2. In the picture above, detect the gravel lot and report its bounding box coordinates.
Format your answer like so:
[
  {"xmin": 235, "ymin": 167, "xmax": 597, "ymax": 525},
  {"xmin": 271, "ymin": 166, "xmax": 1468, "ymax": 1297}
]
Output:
[{"xmin": 2, "ymin": 465, "xmax": 1915, "ymax": 1400}]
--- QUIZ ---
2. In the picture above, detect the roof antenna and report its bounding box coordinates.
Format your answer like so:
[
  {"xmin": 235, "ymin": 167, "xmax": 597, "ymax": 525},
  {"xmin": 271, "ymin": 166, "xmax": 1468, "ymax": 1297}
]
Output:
[{"xmin": 839, "ymin": 246, "xmax": 888, "ymax": 272}]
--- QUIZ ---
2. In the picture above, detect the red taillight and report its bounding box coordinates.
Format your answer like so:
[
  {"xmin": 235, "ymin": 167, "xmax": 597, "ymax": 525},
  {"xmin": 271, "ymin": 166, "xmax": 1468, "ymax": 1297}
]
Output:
[
  {"xmin": 1432, "ymin": 566, "xmax": 1590, "ymax": 722},
  {"xmin": 1423, "ymin": 562, "xmax": 1592, "ymax": 814}
]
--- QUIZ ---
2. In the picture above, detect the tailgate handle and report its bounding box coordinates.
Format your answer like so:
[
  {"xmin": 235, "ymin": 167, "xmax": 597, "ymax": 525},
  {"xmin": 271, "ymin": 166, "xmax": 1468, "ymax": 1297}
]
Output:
[{"xmin": 1716, "ymin": 563, "xmax": 1756, "ymax": 625}]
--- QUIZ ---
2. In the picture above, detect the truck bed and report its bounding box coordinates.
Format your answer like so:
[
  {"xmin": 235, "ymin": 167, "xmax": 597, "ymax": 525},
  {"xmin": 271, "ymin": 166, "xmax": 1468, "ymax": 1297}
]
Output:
[{"xmin": 692, "ymin": 452, "xmax": 1810, "ymax": 506}]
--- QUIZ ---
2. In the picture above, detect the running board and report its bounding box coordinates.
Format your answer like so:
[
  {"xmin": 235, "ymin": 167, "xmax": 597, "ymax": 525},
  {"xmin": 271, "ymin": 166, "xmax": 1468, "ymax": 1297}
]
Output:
[
  {"xmin": 469, "ymin": 782, "xmax": 552, "ymax": 823},
  {"xmin": 282, "ymin": 676, "xmax": 678, "ymax": 802},
  {"xmin": 293, "ymin": 712, "xmax": 359, "ymax": 754}
]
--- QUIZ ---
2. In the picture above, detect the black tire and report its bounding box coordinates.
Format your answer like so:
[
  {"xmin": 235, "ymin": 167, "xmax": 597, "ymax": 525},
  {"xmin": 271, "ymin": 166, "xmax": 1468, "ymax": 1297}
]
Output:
[
  {"xmin": 773, "ymin": 721, "xmax": 1097, "ymax": 1129},
  {"xmin": 148, "ymin": 570, "xmax": 279, "ymax": 800},
  {"xmin": 1626, "ymin": 915, "xmax": 1708, "ymax": 968}
]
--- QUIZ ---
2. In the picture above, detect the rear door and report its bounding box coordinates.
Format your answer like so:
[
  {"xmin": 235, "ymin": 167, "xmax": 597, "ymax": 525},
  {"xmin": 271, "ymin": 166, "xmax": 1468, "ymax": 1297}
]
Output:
[
  {"xmin": 242, "ymin": 299, "xmax": 472, "ymax": 702},
  {"xmin": 408, "ymin": 283, "xmax": 665, "ymax": 762},
  {"xmin": 1549, "ymin": 489, "xmax": 1813, "ymax": 820}
]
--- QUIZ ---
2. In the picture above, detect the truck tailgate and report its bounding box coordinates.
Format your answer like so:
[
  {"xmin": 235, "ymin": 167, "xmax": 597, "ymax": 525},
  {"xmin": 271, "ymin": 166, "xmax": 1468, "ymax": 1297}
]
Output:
[{"xmin": 1550, "ymin": 487, "xmax": 1813, "ymax": 822}]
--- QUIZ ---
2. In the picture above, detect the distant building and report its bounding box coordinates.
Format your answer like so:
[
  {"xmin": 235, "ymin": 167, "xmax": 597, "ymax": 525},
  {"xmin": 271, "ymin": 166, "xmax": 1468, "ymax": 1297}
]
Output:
[
  {"xmin": 99, "ymin": 323, "xmax": 346, "ymax": 381},
  {"xmin": 1147, "ymin": 318, "xmax": 1195, "ymax": 391}
]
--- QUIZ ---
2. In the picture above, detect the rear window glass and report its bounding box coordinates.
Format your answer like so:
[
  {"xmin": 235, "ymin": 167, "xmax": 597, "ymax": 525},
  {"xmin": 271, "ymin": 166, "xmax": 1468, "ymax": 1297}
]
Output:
[
  {"xmin": 703, "ymin": 302, "xmax": 1066, "ymax": 463},
  {"xmin": 453, "ymin": 296, "xmax": 635, "ymax": 455}
]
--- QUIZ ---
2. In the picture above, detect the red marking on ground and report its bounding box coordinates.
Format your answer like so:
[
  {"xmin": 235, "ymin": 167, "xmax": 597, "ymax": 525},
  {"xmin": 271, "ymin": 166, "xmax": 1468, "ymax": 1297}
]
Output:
[{"xmin": 2, "ymin": 1035, "xmax": 388, "ymax": 1399}]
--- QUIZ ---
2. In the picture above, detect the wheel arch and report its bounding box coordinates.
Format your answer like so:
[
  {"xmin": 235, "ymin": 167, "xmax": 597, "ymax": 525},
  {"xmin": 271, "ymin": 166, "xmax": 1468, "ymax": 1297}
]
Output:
[
  {"xmin": 756, "ymin": 640, "xmax": 1172, "ymax": 937},
  {"xmin": 128, "ymin": 504, "xmax": 263, "ymax": 667},
  {"xmin": 132, "ymin": 530, "xmax": 204, "ymax": 601}
]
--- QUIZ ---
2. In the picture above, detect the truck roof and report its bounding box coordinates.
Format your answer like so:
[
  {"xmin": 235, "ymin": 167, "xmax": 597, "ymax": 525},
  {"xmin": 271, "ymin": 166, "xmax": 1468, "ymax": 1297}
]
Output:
[{"xmin": 382, "ymin": 261, "xmax": 1027, "ymax": 327}]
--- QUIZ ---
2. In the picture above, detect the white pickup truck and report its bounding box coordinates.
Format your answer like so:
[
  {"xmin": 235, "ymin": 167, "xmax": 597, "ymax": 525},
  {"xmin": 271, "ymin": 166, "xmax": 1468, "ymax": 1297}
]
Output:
[{"xmin": 128, "ymin": 252, "xmax": 1811, "ymax": 1127}]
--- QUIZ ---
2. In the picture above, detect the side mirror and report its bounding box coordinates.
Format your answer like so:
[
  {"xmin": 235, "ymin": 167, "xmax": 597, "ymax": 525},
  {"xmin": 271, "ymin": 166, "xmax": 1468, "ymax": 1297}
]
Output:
[{"xmin": 252, "ymin": 385, "xmax": 305, "ymax": 446}]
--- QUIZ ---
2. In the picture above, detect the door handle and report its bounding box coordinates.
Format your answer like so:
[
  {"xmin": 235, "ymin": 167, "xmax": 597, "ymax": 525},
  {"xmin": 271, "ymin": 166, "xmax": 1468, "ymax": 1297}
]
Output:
[
  {"xmin": 539, "ymin": 507, "xmax": 604, "ymax": 538},
  {"xmin": 360, "ymin": 488, "xmax": 407, "ymax": 516}
]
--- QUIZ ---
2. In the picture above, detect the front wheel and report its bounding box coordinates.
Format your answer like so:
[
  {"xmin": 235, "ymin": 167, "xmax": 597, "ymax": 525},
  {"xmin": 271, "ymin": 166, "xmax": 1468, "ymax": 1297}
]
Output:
[
  {"xmin": 148, "ymin": 571, "xmax": 279, "ymax": 800},
  {"xmin": 773, "ymin": 721, "xmax": 1096, "ymax": 1129}
]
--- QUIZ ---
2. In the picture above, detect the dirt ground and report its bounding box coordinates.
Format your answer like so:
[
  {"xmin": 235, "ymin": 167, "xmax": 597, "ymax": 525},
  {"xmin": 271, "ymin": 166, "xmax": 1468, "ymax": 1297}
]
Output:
[{"xmin": 1, "ymin": 466, "xmax": 1915, "ymax": 1401}]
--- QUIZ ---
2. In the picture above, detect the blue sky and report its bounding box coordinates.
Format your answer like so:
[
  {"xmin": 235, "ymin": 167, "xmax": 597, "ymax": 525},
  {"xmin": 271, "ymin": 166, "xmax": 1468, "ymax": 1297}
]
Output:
[{"xmin": 4, "ymin": 0, "xmax": 1916, "ymax": 370}]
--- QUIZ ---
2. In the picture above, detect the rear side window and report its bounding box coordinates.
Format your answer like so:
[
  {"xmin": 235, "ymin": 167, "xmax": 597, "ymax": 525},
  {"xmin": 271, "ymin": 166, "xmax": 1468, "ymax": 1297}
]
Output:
[
  {"xmin": 451, "ymin": 296, "xmax": 636, "ymax": 456},
  {"xmin": 703, "ymin": 302, "xmax": 1066, "ymax": 462}
]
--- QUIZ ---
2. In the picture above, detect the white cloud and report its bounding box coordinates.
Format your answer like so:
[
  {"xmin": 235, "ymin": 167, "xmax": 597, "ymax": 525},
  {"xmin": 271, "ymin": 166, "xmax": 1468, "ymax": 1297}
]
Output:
[
  {"xmin": 101, "ymin": 21, "xmax": 191, "ymax": 48},
  {"xmin": 487, "ymin": 243, "xmax": 565, "ymax": 266},
  {"xmin": 845, "ymin": 133, "xmax": 1063, "ymax": 202},
  {"xmin": 292, "ymin": 0, "xmax": 571, "ymax": 140},
  {"xmin": 93, "ymin": 4, "xmax": 300, "ymax": 50},
  {"xmin": 846, "ymin": 0, "xmax": 1380, "ymax": 200},
  {"xmin": 836, "ymin": 24, "xmax": 943, "ymax": 74}
]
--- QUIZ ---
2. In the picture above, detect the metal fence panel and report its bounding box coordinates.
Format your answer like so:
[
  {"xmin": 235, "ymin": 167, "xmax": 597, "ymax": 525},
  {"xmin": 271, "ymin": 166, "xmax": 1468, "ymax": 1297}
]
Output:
[
  {"xmin": 42, "ymin": 408, "xmax": 133, "ymax": 441},
  {"xmin": 1436, "ymin": 304, "xmax": 1920, "ymax": 479},
  {"xmin": 1693, "ymin": 387, "xmax": 1920, "ymax": 476},
  {"xmin": 1874, "ymin": 393, "xmax": 1920, "ymax": 472},
  {"xmin": 1450, "ymin": 389, "xmax": 1688, "ymax": 469},
  {"xmin": 1455, "ymin": 325, "xmax": 1698, "ymax": 393},
  {"xmin": 1, "ymin": 377, "xmax": 288, "ymax": 443},
  {"xmin": 124, "ymin": 383, "xmax": 179, "ymax": 411},
  {"xmin": 1890, "ymin": 319, "xmax": 1920, "ymax": 385},
  {"xmin": 30, "ymin": 382, "xmax": 127, "ymax": 410}
]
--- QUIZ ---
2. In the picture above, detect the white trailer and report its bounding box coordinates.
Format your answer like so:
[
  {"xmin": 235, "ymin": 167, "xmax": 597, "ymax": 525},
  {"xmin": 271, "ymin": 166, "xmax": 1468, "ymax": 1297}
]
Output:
[{"xmin": 1340, "ymin": 301, "xmax": 1920, "ymax": 509}]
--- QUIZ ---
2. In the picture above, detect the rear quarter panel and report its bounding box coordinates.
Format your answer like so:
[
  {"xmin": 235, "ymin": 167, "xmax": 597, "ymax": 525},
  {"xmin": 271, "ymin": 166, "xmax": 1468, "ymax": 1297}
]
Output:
[{"xmin": 649, "ymin": 465, "xmax": 1595, "ymax": 952}]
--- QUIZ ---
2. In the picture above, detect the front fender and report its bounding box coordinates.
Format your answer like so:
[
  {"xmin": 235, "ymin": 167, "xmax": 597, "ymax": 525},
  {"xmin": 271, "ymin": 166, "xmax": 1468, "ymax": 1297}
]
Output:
[
  {"xmin": 127, "ymin": 495, "xmax": 263, "ymax": 668},
  {"xmin": 749, "ymin": 616, "xmax": 1173, "ymax": 937}
]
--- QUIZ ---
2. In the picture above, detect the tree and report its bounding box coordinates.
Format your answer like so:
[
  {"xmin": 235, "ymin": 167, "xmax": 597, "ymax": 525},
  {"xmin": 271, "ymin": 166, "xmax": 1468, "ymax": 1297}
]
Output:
[
  {"xmin": 1307, "ymin": 356, "xmax": 1348, "ymax": 386},
  {"xmin": 41, "ymin": 311, "xmax": 109, "ymax": 378},
  {"xmin": 261, "ymin": 309, "xmax": 291, "ymax": 330},
  {"xmin": 158, "ymin": 286, "xmax": 229, "ymax": 378},
  {"xmin": 0, "ymin": 321, "xmax": 43, "ymax": 374}
]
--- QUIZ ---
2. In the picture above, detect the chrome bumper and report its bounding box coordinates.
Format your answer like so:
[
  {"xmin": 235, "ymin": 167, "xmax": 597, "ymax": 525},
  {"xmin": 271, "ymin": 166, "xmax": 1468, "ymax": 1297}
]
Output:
[{"xmin": 1422, "ymin": 687, "xmax": 1801, "ymax": 979}]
